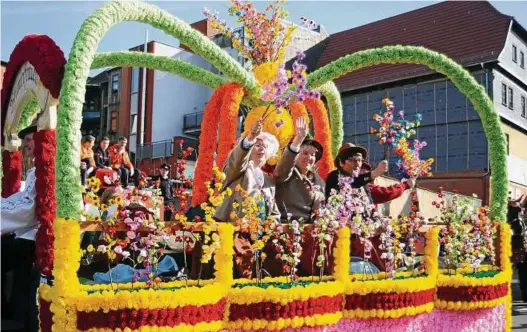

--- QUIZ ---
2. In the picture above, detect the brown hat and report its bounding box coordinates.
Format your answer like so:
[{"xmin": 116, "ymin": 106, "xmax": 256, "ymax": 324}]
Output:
[
  {"xmin": 334, "ymin": 143, "xmax": 368, "ymax": 168},
  {"xmin": 301, "ymin": 138, "xmax": 324, "ymax": 161}
]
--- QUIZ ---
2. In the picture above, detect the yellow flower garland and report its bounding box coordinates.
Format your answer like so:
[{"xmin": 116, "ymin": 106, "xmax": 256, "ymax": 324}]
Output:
[
  {"xmin": 343, "ymin": 303, "xmax": 434, "ymax": 320},
  {"xmin": 82, "ymin": 321, "xmax": 223, "ymax": 332},
  {"xmin": 333, "ymin": 227, "xmax": 351, "ymax": 283},
  {"xmin": 225, "ymin": 312, "xmax": 343, "ymax": 331}
]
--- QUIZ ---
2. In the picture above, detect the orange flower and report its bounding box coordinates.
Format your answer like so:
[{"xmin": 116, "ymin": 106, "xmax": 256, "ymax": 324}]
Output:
[
  {"xmin": 216, "ymin": 83, "xmax": 245, "ymax": 169},
  {"xmin": 191, "ymin": 85, "xmax": 226, "ymax": 206},
  {"xmin": 303, "ymin": 98, "xmax": 334, "ymax": 179}
]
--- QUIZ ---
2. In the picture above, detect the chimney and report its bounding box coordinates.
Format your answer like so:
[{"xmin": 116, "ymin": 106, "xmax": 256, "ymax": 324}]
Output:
[{"xmin": 181, "ymin": 19, "xmax": 220, "ymax": 52}]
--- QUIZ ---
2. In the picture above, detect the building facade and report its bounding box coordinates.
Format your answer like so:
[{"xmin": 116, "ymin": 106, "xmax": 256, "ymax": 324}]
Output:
[{"xmin": 302, "ymin": 1, "xmax": 527, "ymax": 203}]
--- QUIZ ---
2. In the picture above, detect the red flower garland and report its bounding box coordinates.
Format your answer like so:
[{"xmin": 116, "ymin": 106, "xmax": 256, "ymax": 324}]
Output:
[
  {"xmin": 228, "ymin": 295, "xmax": 343, "ymax": 321},
  {"xmin": 345, "ymin": 288, "xmax": 435, "ymax": 310},
  {"xmin": 191, "ymin": 85, "xmax": 226, "ymax": 206},
  {"xmin": 436, "ymin": 283, "xmax": 508, "ymax": 302},
  {"xmin": 1, "ymin": 149, "xmax": 22, "ymax": 197},
  {"xmin": 76, "ymin": 299, "xmax": 226, "ymax": 330},
  {"xmin": 216, "ymin": 83, "xmax": 245, "ymax": 169},
  {"xmin": 303, "ymin": 98, "xmax": 334, "ymax": 180},
  {"xmin": 1, "ymin": 35, "xmax": 66, "ymax": 145},
  {"xmin": 33, "ymin": 130, "xmax": 56, "ymax": 276}
]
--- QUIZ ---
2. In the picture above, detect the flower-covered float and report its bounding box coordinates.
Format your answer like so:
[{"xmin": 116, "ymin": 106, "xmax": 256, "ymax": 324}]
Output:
[{"xmin": 0, "ymin": 0, "xmax": 512, "ymax": 331}]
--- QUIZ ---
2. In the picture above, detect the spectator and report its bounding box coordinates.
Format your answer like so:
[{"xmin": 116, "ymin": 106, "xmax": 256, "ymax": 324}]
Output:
[
  {"xmin": 109, "ymin": 136, "xmax": 137, "ymax": 187},
  {"xmin": 80, "ymin": 135, "xmax": 96, "ymax": 186},
  {"xmin": 94, "ymin": 135, "xmax": 111, "ymax": 169}
]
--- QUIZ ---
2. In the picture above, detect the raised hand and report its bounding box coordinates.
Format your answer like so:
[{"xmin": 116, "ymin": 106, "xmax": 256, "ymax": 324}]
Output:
[
  {"xmin": 372, "ymin": 160, "xmax": 388, "ymax": 178},
  {"xmin": 247, "ymin": 118, "xmax": 263, "ymax": 142},
  {"xmin": 292, "ymin": 117, "xmax": 308, "ymax": 146}
]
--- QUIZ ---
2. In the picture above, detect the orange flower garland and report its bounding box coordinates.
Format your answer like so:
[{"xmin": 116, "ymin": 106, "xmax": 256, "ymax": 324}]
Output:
[
  {"xmin": 216, "ymin": 83, "xmax": 245, "ymax": 169},
  {"xmin": 192, "ymin": 85, "xmax": 225, "ymax": 206},
  {"xmin": 288, "ymin": 101, "xmax": 310, "ymax": 125},
  {"xmin": 303, "ymin": 98, "xmax": 334, "ymax": 179}
]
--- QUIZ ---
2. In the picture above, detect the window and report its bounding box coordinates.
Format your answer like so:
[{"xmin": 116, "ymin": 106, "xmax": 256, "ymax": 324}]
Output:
[
  {"xmin": 130, "ymin": 114, "xmax": 137, "ymax": 134},
  {"xmin": 521, "ymin": 51, "xmax": 525, "ymax": 69},
  {"xmin": 522, "ymin": 96, "xmax": 526, "ymax": 118},
  {"xmin": 501, "ymin": 83, "xmax": 507, "ymax": 106},
  {"xmin": 508, "ymin": 87, "xmax": 514, "ymax": 110},
  {"xmin": 505, "ymin": 133, "xmax": 510, "ymax": 155},
  {"xmin": 512, "ymin": 45, "xmax": 517, "ymax": 63},
  {"xmin": 112, "ymin": 73, "xmax": 119, "ymax": 92},
  {"xmin": 110, "ymin": 111, "xmax": 118, "ymax": 131},
  {"xmin": 131, "ymin": 68, "xmax": 139, "ymax": 94}
]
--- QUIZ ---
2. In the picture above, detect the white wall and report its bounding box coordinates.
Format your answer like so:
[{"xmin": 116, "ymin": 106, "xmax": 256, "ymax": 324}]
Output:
[
  {"xmin": 498, "ymin": 28, "xmax": 527, "ymax": 82},
  {"xmin": 151, "ymin": 48, "xmax": 216, "ymax": 142},
  {"xmin": 492, "ymin": 69, "xmax": 527, "ymax": 131}
]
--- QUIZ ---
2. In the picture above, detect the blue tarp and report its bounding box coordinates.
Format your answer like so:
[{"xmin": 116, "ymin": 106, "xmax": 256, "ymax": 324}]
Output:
[{"xmin": 93, "ymin": 256, "xmax": 179, "ymax": 284}]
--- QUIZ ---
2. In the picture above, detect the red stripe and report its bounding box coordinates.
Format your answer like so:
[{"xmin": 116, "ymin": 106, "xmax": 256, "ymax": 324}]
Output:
[
  {"xmin": 76, "ymin": 299, "xmax": 225, "ymax": 331},
  {"xmin": 436, "ymin": 283, "xmax": 508, "ymax": 302},
  {"xmin": 345, "ymin": 288, "xmax": 435, "ymax": 310},
  {"xmin": 228, "ymin": 295, "xmax": 343, "ymax": 321},
  {"xmin": 39, "ymin": 299, "xmax": 53, "ymax": 332}
]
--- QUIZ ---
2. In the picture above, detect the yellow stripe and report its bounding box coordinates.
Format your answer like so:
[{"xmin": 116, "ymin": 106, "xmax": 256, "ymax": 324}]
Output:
[{"xmin": 342, "ymin": 303, "xmax": 434, "ymax": 319}]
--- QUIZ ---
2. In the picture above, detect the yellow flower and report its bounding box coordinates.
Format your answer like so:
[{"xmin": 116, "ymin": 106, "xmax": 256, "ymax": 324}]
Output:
[{"xmin": 86, "ymin": 244, "xmax": 94, "ymax": 253}]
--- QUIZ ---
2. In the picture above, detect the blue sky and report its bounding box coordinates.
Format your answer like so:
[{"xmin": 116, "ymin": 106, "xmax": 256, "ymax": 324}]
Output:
[{"xmin": 2, "ymin": 1, "xmax": 527, "ymax": 64}]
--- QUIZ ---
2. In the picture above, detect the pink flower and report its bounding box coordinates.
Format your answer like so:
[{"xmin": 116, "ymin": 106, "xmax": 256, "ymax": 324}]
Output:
[
  {"xmin": 121, "ymin": 251, "xmax": 130, "ymax": 259},
  {"xmin": 97, "ymin": 245, "xmax": 107, "ymax": 253},
  {"xmin": 114, "ymin": 246, "xmax": 123, "ymax": 254},
  {"xmin": 139, "ymin": 249, "xmax": 147, "ymax": 258},
  {"xmin": 126, "ymin": 231, "xmax": 136, "ymax": 240}
]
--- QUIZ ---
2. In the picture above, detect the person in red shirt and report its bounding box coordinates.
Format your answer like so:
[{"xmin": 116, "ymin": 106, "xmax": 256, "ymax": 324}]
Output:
[
  {"xmin": 326, "ymin": 143, "xmax": 416, "ymax": 271},
  {"xmin": 109, "ymin": 136, "xmax": 137, "ymax": 187}
]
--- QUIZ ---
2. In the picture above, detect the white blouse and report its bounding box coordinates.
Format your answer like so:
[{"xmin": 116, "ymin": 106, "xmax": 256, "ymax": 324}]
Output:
[{"xmin": 1, "ymin": 167, "xmax": 37, "ymax": 240}]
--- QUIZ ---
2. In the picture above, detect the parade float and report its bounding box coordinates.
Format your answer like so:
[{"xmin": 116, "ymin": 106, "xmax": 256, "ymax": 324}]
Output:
[{"xmin": 0, "ymin": 1, "xmax": 512, "ymax": 331}]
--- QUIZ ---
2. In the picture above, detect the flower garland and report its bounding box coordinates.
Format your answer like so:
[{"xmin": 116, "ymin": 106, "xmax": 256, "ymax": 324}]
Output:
[
  {"xmin": 303, "ymin": 98, "xmax": 334, "ymax": 179},
  {"xmin": 1, "ymin": 149, "xmax": 22, "ymax": 197},
  {"xmin": 216, "ymin": 83, "xmax": 245, "ymax": 169},
  {"xmin": 306, "ymin": 45, "xmax": 507, "ymax": 221},
  {"xmin": 192, "ymin": 85, "xmax": 225, "ymax": 206},
  {"xmin": 226, "ymin": 281, "xmax": 344, "ymax": 330},
  {"xmin": 333, "ymin": 227, "xmax": 351, "ymax": 283},
  {"xmin": 34, "ymin": 129, "xmax": 56, "ymax": 276},
  {"xmin": 288, "ymin": 101, "xmax": 311, "ymax": 125},
  {"xmin": 1, "ymin": 35, "xmax": 65, "ymax": 145},
  {"xmin": 92, "ymin": 52, "xmax": 226, "ymax": 89},
  {"xmin": 318, "ymin": 81, "xmax": 343, "ymax": 157}
]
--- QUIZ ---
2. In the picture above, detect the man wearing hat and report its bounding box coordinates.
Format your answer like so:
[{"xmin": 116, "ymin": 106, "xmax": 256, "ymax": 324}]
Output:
[
  {"xmin": 158, "ymin": 163, "xmax": 175, "ymax": 221},
  {"xmin": 327, "ymin": 142, "xmax": 416, "ymax": 272},
  {"xmin": 1, "ymin": 125, "xmax": 39, "ymax": 331},
  {"xmin": 274, "ymin": 117, "xmax": 325, "ymax": 222}
]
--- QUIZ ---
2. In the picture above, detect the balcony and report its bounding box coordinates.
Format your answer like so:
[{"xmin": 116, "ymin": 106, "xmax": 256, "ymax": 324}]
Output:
[
  {"xmin": 137, "ymin": 140, "xmax": 173, "ymax": 162},
  {"xmin": 136, "ymin": 137, "xmax": 198, "ymax": 163},
  {"xmin": 183, "ymin": 111, "xmax": 204, "ymax": 136}
]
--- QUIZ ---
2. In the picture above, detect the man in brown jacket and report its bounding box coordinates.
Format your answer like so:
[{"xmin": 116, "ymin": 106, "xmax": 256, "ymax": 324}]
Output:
[{"xmin": 274, "ymin": 117, "xmax": 325, "ymax": 222}]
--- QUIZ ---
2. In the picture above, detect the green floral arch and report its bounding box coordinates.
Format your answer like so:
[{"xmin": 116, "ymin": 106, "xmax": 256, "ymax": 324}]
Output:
[
  {"xmin": 307, "ymin": 45, "xmax": 507, "ymax": 221},
  {"xmin": 92, "ymin": 52, "xmax": 226, "ymax": 89},
  {"xmin": 56, "ymin": 1, "xmax": 257, "ymax": 219}
]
